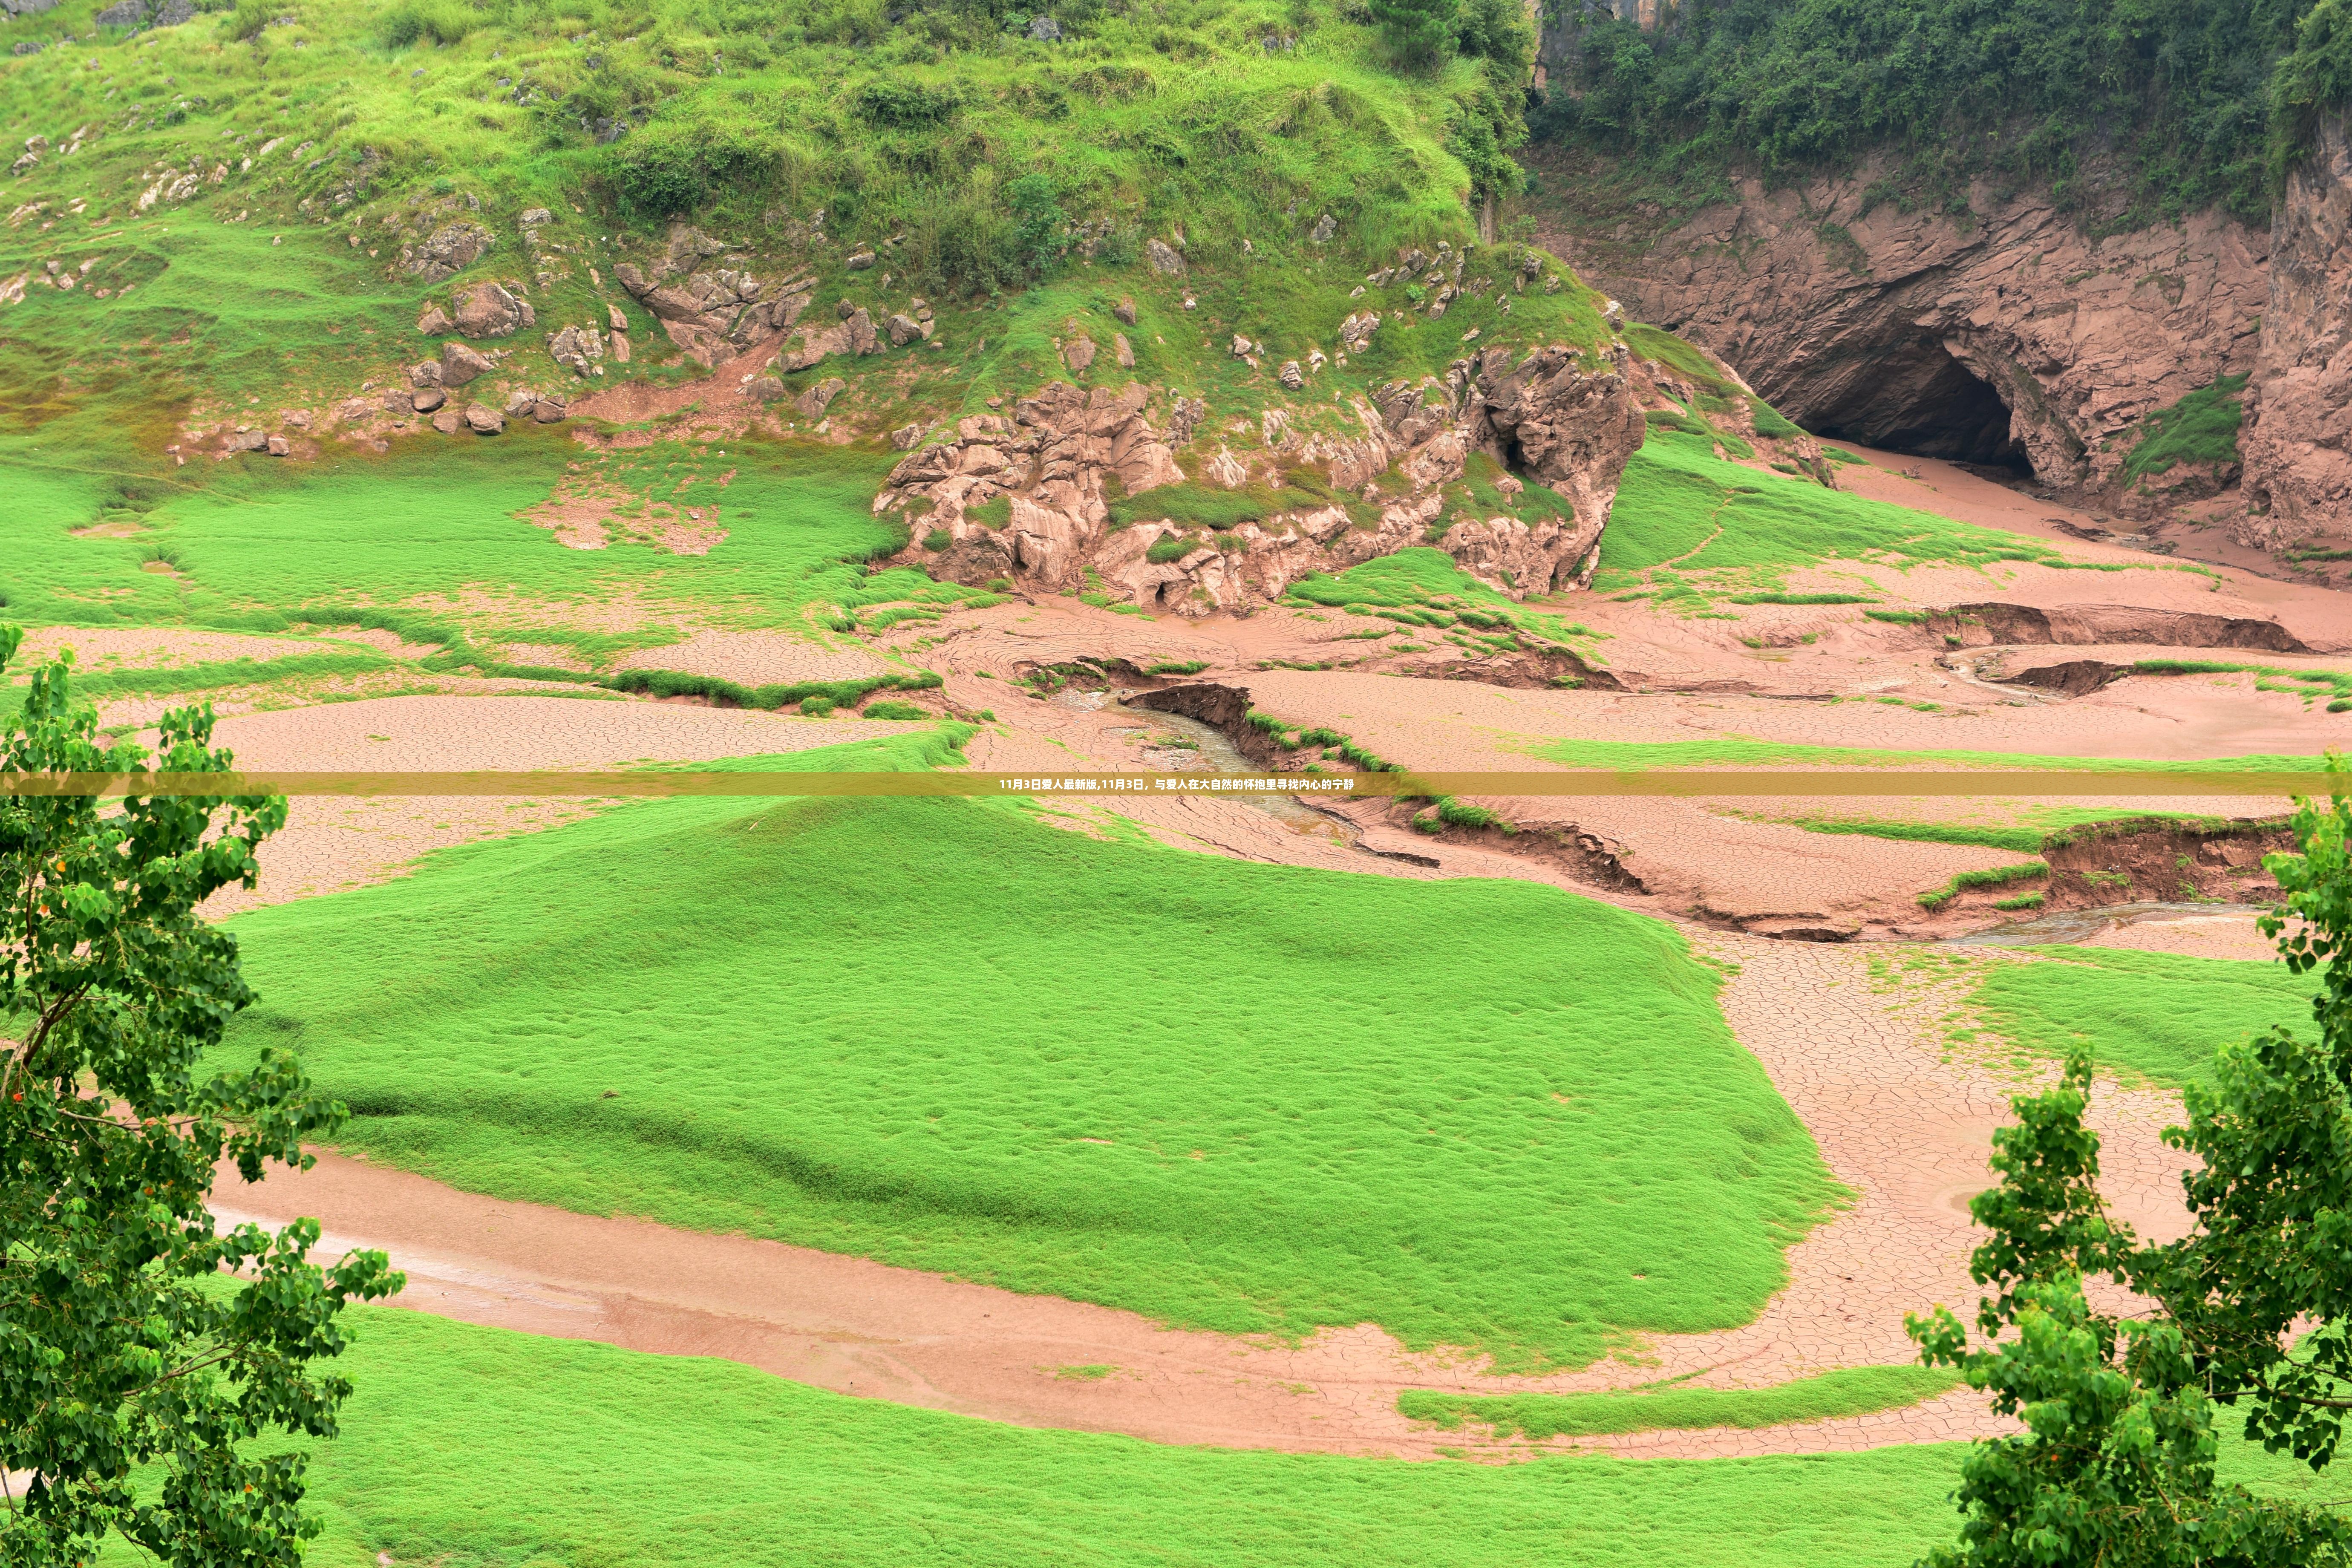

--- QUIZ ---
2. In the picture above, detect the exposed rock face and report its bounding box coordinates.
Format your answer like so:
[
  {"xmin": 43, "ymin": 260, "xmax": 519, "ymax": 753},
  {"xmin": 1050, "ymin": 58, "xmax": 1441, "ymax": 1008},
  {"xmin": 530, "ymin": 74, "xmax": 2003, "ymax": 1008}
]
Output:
[
  {"xmin": 874, "ymin": 345, "xmax": 1645, "ymax": 615},
  {"xmin": 401, "ymin": 222, "xmax": 493, "ymax": 283},
  {"xmin": 2243, "ymin": 111, "xmax": 2352, "ymax": 540},
  {"xmin": 611, "ymin": 227, "xmax": 814, "ymax": 365},
  {"xmin": 1558, "ymin": 163, "xmax": 2269, "ymax": 489},
  {"xmin": 439, "ymin": 342, "xmax": 496, "ymax": 386},
  {"xmin": 453, "ymin": 281, "xmax": 532, "ymax": 338}
]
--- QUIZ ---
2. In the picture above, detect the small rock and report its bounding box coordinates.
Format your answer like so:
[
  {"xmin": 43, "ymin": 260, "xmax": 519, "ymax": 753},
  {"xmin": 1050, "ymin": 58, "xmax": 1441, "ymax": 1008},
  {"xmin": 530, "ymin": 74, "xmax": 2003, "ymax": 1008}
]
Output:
[
  {"xmin": 453, "ymin": 281, "xmax": 527, "ymax": 338},
  {"xmin": 1307, "ymin": 348, "xmax": 1327, "ymax": 372},
  {"xmin": 520, "ymin": 208, "xmax": 552, "ymax": 227},
  {"xmin": 836, "ymin": 299, "xmax": 856, "ymax": 320},
  {"xmin": 430, "ymin": 406, "xmax": 462, "ymax": 435},
  {"xmin": 795, "ymin": 376, "xmax": 845, "ymax": 416},
  {"xmin": 1461, "ymin": 327, "xmax": 1480, "ymax": 342},
  {"xmin": 265, "ymin": 435, "xmax": 292, "ymax": 456},
  {"xmin": 1277, "ymin": 359, "xmax": 1303, "ymax": 389},
  {"xmin": 844, "ymin": 248, "xmax": 877, "ymax": 271},
  {"xmin": 1113, "ymin": 296, "xmax": 1137, "ymax": 326},
  {"xmin": 885, "ymin": 312, "xmax": 923, "ymax": 346},
  {"xmin": 1026, "ymin": 14, "xmax": 1061, "ymax": 40},
  {"xmin": 846, "ymin": 306, "xmax": 881, "ymax": 355},
  {"xmin": 1310, "ymin": 213, "xmax": 1336, "ymax": 243},
  {"xmin": 440, "ymin": 342, "xmax": 496, "ymax": 386},
  {"xmin": 890, "ymin": 422, "xmax": 922, "ymax": 449},
  {"xmin": 504, "ymin": 389, "xmax": 539, "ymax": 417},
  {"xmin": 1114, "ymin": 332, "xmax": 1135, "ymax": 369},
  {"xmin": 1145, "ymin": 238, "xmax": 1186, "ymax": 277},
  {"xmin": 532, "ymin": 398, "xmax": 567, "ymax": 424},
  {"xmin": 382, "ymin": 389, "xmax": 416, "ymax": 416},
  {"xmin": 465, "ymin": 404, "xmax": 504, "ymax": 435},
  {"xmin": 1064, "ymin": 334, "xmax": 1097, "ymax": 374},
  {"xmin": 1229, "ymin": 334, "xmax": 1252, "ymax": 357},
  {"xmin": 410, "ymin": 359, "xmax": 444, "ymax": 389},
  {"xmin": 411, "ymin": 387, "xmax": 446, "ymax": 413},
  {"xmin": 416, "ymin": 305, "xmax": 451, "ymax": 335},
  {"xmin": 748, "ymin": 375, "xmax": 785, "ymax": 401},
  {"xmin": 607, "ymin": 302, "xmax": 630, "ymax": 334}
]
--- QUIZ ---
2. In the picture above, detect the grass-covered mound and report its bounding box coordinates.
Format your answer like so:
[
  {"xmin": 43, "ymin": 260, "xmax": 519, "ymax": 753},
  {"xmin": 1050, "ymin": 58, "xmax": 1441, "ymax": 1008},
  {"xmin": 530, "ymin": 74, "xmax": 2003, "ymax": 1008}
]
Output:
[
  {"xmin": 221, "ymin": 782, "xmax": 1843, "ymax": 1371},
  {"xmin": 291, "ymin": 1306, "xmax": 1968, "ymax": 1568},
  {"xmin": 1969, "ymin": 945, "xmax": 2321, "ymax": 1090},
  {"xmin": 1398, "ymin": 1365, "xmax": 1963, "ymax": 1441},
  {"xmin": 0, "ymin": 431, "xmax": 1003, "ymax": 672},
  {"xmin": 0, "ymin": 0, "xmax": 1596, "ymax": 460},
  {"xmin": 1595, "ymin": 430, "xmax": 2071, "ymax": 603}
]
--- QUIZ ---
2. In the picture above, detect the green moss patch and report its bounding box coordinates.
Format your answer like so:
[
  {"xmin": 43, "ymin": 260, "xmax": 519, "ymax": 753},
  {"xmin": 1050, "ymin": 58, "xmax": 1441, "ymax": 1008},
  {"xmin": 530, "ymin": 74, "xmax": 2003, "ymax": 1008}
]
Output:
[{"xmin": 1399, "ymin": 1366, "xmax": 1963, "ymax": 1440}]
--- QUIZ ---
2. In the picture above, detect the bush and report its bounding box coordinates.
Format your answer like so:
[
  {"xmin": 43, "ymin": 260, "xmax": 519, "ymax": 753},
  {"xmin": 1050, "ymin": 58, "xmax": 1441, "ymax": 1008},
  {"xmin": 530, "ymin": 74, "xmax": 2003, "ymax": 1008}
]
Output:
[
  {"xmin": 922, "ymin": 529, "xmax": 954, "ymax": 552},
  {"xmin": 862, "ymin": 700, "xmax": 929, "ymax": 720},
  {"xmin": 605, "ymin": 107, "xmax": 785, "ymax": 218},
  {"xmin": 800, "ymin": 696, "xmax": 836, "ymax": 716},
  {"xmin": 857, "ymin": 80, "xmax": 960, "ymax": 127},
  {"xmin": 382, "ymin": 0, "xmax": 474, "ymax": 47},
  {"xmin": 1145, "ymin": 535, "xmax": 1197, "ymax": 564},
  {"xmin": 226, "ymin": 0, "xmax": 273, "ymax": 42}
]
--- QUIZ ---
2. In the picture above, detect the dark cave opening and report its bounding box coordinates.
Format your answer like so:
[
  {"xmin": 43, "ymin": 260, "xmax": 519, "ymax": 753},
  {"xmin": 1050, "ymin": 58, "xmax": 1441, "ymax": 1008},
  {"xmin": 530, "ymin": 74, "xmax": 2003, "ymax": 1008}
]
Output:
[{"xmin": 1804, "ymin": 338, "xmax": 2031, "ymax": 474}]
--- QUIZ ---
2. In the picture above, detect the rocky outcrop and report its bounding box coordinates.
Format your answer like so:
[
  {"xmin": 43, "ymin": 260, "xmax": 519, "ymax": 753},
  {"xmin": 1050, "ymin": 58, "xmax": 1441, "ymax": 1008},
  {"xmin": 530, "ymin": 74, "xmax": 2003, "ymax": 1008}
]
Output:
[
  {"xmin": 401, "ymin": 222, "xmax": 494, "ymax": 283},
  {"xmin": 1556, "ymin": 161, "xmax": 2269, "ymax": 489},
  {"xmin": 873, "ymin": 342, "xmax": 1645, "ymax": 616},
  {"xmin": 2242, "ymin": 111, "xmax": 2352, "ymax": 540},
  {"xmin": 453, "ymin": 281, "xmax": 533, "ymax": 337},
  {"xmin": 611, "ymin": 225, "xmax": 815, "ymax": 366}
]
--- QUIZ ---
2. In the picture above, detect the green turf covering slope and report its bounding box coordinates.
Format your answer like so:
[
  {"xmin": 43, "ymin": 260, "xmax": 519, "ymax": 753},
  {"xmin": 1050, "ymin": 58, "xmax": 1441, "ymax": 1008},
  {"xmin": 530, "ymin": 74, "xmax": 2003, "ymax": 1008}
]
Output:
[
  {"xmin": 286, "ymin": 1306, "xmax": 1966, "ymax": 1568},
  {"xmin": 222, "ymin": 779, "xmax": 1843, "ymax": 1372},
  {"xmin": 1970, "ymin": 945, "xmax": 2321, "ymax": 1089}
]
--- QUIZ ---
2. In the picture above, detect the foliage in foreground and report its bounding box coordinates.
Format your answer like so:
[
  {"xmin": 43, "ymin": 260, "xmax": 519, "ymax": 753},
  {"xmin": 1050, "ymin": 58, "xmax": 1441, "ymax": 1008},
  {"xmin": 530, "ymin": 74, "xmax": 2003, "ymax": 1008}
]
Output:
[
  {"xmin": 1908, "ymin": 776, "xmax": 2352, "ymax": 1566},
  {"xmin": 0, "ymin": 630, "xmax": 401, "ymax": 1565}
]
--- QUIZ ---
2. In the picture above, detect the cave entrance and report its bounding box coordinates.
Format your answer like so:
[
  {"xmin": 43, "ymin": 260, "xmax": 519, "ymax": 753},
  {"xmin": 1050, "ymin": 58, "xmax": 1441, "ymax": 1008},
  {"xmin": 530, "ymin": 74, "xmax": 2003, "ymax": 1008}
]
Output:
[{"xmin": 1806, "ymin": 337, "xmax": 2030, "ymax": 474}]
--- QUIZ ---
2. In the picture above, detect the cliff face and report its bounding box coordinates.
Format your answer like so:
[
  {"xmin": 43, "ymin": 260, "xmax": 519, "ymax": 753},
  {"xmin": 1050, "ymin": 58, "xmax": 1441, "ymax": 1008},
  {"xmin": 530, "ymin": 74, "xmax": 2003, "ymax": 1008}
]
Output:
[
  {"xmin": 1549, "ymin": 161, "xmax": 2271, "ymax": 495},
  {"xmin": 2242, "ymin": 111, "xmax": 2352, "ymax": 542}
]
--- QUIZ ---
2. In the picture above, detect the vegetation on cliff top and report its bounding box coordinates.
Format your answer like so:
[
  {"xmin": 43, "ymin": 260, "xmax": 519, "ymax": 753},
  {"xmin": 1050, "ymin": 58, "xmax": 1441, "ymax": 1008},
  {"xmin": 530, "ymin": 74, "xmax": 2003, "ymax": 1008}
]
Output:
[{"xmin": 1539, "ymin": 0, "xmax": 2319, "ymax": 223}]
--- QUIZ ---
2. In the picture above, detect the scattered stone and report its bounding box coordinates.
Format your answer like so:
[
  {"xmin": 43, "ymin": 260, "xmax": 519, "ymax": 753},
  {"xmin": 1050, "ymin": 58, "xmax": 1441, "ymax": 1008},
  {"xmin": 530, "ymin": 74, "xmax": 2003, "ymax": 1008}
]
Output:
[
  {"xmin": 845, "ymin": 248, "xmax": 877, "ymax": 271},
  {"xmin": 265, "ymin": 435, "xmax": 292, "ymax": 456},
  {"xmin": 520, "ymin": 208, "xmax": 553, "ymax": 226},
  {"xmin": 1113, "ymin": 296, "xmax": 1137, "ymax": 326},
  {"xmin": 381, "ymin": 389, "xmax": 415, "ymax": 415},
  {"xmin": 546, "ymin": 322, "xmax": 605, "ymax": 375},
  {"xmin": 532, "ymin": 396, "xmax": 568, "ymax": 424},
  {"xmin": 1025, "ymin": 14, "xmax": 1061, "ymax": 40},
  {"xmin": 1306, "ymin": 348, "xmax": 1327, "ymax": 372},
  {"xmin": 1278, "ymin": 359, "xmax": 1303, "ymax": 389},
  {"xmin": 431, "ymin": 406, "xmax": 462, "ymax": 435},
  {"xmin": 1145, "ymin": 238, "xmax": 1186, "ymax": 276},
  {"xmin": 411, "ymin": 387, "xmax": 445, "ymax": 413},
  {"xmin": 464, "ymin": 404, "xmax": 504, "ymax": 435},
  {"xmin": 885, "ymin": 311, "xmax": 923, "ymax": 346},
  {"xmin": 1310, "ymin": 213, "xmax": 1337, "ymax": 243},
  {"xmin": 1168, "ymin": 395, "xmax": 1207, "ymax": 444},
  {"xmin": 1229, "ymin": 334, "xmax": 1252, "ymax": 357},
  {"xmin": 748, "ymin": 375, "xmax": 784, "ymax": 401},
  {"xmin": 1064, "ymin": 334, "xmax": 1097, "ymax": 374},
  {"xmin": 846, "ymin": 306, "xmax": 881, "ymax": 355},
  {"xmin": 401, "ymin": 221, "xmax": 493, "ymax": 283},
  {"xmin": 796, "ymin": 376, "xmax": 845, "ymax": 416},
  {"xmin": 454, "ymin": 281, "xmax": 529, "ymax": 337},
  {"xmin": 891, "ymin": 422, "xmax": 923, "ymax": 449},
  {"xmin": 1114, "ymin": 332, "xmax": 1135, "ymax": 369},
  {"xmin": 606, "ymin": 302, "xmax": 630, "ymax": 334},
  {"xmin": 439, "ymin": 341, "xmax": 496, "ymax": 386},
  {"xmin": 416, "ymin": 304, "xmax": 451, "ymax": 336}
]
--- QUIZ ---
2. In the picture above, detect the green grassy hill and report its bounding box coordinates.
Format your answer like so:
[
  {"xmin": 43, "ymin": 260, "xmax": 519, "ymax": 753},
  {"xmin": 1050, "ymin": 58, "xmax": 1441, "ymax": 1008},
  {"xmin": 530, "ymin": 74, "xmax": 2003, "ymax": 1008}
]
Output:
[{"xmin": 218, "ymin": 744, "xmax": 1845, "ymax": 1372}]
